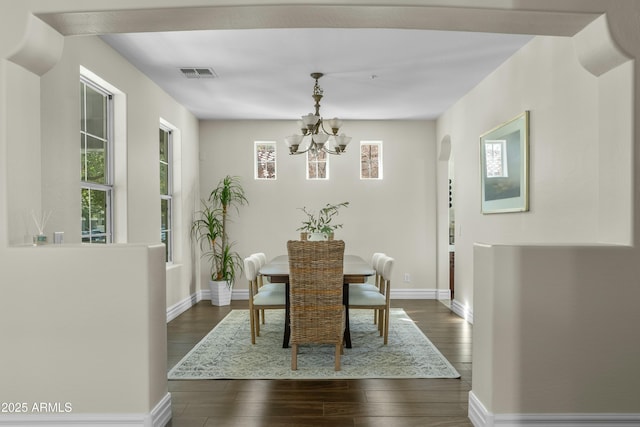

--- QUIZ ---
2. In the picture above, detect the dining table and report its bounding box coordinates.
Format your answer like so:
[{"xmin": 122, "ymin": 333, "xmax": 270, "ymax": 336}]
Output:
[{"xmin": 259, "ymin": 254, "xmax": 375, "ymax": 348}]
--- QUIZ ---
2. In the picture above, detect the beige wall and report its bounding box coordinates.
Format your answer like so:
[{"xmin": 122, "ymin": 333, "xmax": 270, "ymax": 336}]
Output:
[
  {"xmin": 37, "ymin": 35, "xmax": 200, "ymax": 310},
  {"xmin": 1, "ymin": 0, "xmax": 640, "ymax": 424},
  {"xmin": 198, "ymin": 120, "xmax": 437, "ymax": 294},
  {"xmin": 437, "ymin": 13, "xmax": 639, "ymax": 419},
  {"xmin": 0, "ymin": 244, "xmax": 167, "ymax": 414},
  {"xmin": 437, "ymin": 34, "xmax": 624, "ymax": 312},
  {"xmin": 474, "ymin": 243, "xmax": 640, "ymax": 414},
  {"xmin": 0, "ymin": 14, "xmax": 199, "ymax": 421}
]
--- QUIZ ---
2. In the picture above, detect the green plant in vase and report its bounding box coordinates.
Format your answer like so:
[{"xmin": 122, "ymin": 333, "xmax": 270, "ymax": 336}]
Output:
[{"xmin": 297, "ymin": 201, "xmax": 349, "ymax": 240}]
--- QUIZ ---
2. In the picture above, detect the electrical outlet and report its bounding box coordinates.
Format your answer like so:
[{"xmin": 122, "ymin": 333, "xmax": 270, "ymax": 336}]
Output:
[{"xmin": 404, "ymin": 273, "xmax": 411, "ymax": 283}]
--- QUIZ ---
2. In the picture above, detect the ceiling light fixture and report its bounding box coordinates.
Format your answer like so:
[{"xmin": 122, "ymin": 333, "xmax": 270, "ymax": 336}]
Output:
[{"xmin": 285, "ymin": 73, "xmax": 351, "ymax": 156}]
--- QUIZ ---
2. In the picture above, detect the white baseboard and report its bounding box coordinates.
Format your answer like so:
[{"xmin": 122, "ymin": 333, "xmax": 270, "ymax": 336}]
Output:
[
  {"xmin": 231, "ymin": 289, "xmax": 249, "ymax": 300},
  {"xmin": 199, "ymin": 288, "xmax": 250, "ymax": 301},
  {"xmin": 166, "ymin": 293, "xmax": 200, "ymax": 322},
  {"xmin": 469, "ymin": 390, "xmax": 493, "ymax": 427},
  {"xmin": 0, "ymin": 392, "xmax": 172, "ymax": 427},
  {"xmin": 200, "ymin": 288, "xmax": 447, "ymax": 303},
  {"xmin": 438, "ymin": 289, "xmax": 452, "ymax": 300},
  {"xmin": 150, "ymin": 393, "xmax": 172, "ymax": 427},
  {"xmin": 171, "ymin": 289, "xmax": 464, "ymax": 323},
  {"xmin": 452, "ymin": 298, "xmax": 474, "ymax": 324},
  {"xmin": 390, "ymin": 288, "xmax": 441, "ymax": 299},
  {"xmin": 469, "ymin": 391, "xmax": 640, "ymax": 427},
  {"xmin": 201, "ymin": 288, "xmax": 456, "ymax": 303}
]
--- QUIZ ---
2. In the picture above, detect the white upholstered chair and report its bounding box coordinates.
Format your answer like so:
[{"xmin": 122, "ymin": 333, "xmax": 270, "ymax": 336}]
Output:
[
  {"xmin": 250, "ymin": 252, "xmax": 285, "ymax": 324},
  {"xmin": 349, "ymin": 252, "xmax": 385, "ymax": 324},
  {"xmin": 348, "ymin": 255, "xmax": 394, "ymax": 344},
  {"xmin": 244, "ymin": 256, "xmax": 285, "ymax": 344},
  {"xmin": 360, "ymin": 252, "xmax": 385, "ymax": 292},
  {"xmin": 251, "ymin": 252, "xmax": 284, "ymax": 292}
]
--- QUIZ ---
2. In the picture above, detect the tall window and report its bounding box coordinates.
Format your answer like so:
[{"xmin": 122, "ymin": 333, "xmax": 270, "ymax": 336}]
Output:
[
  {"xmin": 81, "ymin": 78, "xmax": 113, "ymax": 243},
  {"xmin": 307, "ymin": 149, "xmax": 328, "ymax": 180},
  {"xmin": 360, "ymin": 141, "xmax": 383, "ymax": 179},
  {"xmin": 254, "ymin": 141, "xmax": 276, "ymax": 180},
  {"xmin": 160, "ymin": 127, "xmax": 173, "ymax": 263}
]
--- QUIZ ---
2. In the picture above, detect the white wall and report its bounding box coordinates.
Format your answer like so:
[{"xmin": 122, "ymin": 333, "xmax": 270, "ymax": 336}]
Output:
[
  {"xmin": 198, "ymin": 120, "xmax": 438, "ymax": 296},
  {"xmin": 2, "ymin": 0, "xmax": 640, "ymax": 424},
  {"xmin": 6, "ymin": 61, "xmax": 42, "ymax": 246},
  {"xmin": 437, "ymin": 34, "xmax": 633, "ymax": 313},
  {"xmin": 473, "ymin": 243, "xmax": 640, "ymax": 417},
  {"xmin": 437, "ymin": 15, "xmax": 639, "ymax": 421},
  {"xmin": 38, "ymin": 35, "xmax": 200, "ymax": 309},
  {"xmin": 0, "ymin": 244, "xmax": 167, "ymax": 416},
  {"xmin": 0, "ymin": 22, "xmax": 199, "ymax": 423}
]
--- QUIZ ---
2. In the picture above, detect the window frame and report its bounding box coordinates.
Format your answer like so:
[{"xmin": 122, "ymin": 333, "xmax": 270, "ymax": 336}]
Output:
[
  {"xmin": 80, "ymin": 77, "xmax": 114, "ymax": 244},
  {"xmin": 360, "ymin": 140, "xmax": 383, "ymax": 180},
  {"xmin": 254, "ymin": 141, "xmax": 277, "ymax": 180},
  {"xmin": 484, "ymin": 139, "xmax": 509, "ymax": 178},
  {"xmin": 306, "ymin": 148, "xmax": 329, "ymax": 180},
  {"xmin": 160, "ymin": 126, "xmax": 174, "ymax": 263}
]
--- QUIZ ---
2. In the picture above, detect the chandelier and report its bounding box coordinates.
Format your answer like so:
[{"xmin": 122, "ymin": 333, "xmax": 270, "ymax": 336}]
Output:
[{"xmin": 284, "ymin": 73, "xmax": 351, "ymax": 156}]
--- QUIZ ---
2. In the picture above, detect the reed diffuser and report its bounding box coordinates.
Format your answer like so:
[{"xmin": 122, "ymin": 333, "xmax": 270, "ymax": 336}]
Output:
[{"xmin": 31, "ymin": 210, "xmax": 52, "ymax": 245}]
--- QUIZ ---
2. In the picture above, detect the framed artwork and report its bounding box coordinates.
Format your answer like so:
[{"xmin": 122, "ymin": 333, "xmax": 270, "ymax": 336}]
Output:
[{"xmin": 480, "ymin": 111, "xmax": 529, "ymax": 214}]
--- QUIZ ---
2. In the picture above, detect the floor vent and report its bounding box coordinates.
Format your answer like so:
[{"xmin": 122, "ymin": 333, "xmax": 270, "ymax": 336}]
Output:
[{"xmin": 180, "ymin": 67, "xmax": 217, "ymax": 79}]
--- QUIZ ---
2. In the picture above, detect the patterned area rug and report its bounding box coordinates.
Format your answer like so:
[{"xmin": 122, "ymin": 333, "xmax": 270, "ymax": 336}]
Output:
[{"xmin": 168, "ymin": 308, "xmax": 460, "ymax": 379}]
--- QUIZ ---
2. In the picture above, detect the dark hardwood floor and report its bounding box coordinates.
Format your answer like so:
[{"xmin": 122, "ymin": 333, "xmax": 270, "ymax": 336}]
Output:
[{"xmin": 167, "ymin": 299, "xmax": 473, "ymax": 427}]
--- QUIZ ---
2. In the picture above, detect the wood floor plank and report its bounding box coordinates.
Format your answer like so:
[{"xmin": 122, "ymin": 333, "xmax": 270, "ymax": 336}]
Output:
[
  {"xmin": 167, "ymin": 416, "xmax": 207, "ymax": 427},
  {"xmin": 346, "ymin": 378, "xmax": 470, "ymax": 391},
  {"xmin": 235, "ymin": 390, "xmax": 367, "ymax": 403},
  {"xmin": 364, "ymin": 390, "xmax": 469, "ymax": 403},
  {"xmin": 324, "ymin": 402, "xmax": 468, "ymax": 417},
  {"xmin": 184, "ymin": 401, "xmax": 325, "ymax": 417},
  {"xmin": 355, "ymin": 416, "xmax": 473, "ymax": 427},
  {"xmin": 171, "ymin": 391, "xmax": 239, "ymax": 404},
  {"xmin": 201, "ymin": 416, "xmax": 356, "ymax": 427},
  {"xmin": 167, "ymin": 299, "xmax": 473, "ymax": 426}
]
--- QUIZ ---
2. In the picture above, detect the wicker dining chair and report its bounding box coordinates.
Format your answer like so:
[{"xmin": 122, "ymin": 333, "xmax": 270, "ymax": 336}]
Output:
[{"xmin": 287, "ymin": 239, "xmax": 346, "ymax": 371}]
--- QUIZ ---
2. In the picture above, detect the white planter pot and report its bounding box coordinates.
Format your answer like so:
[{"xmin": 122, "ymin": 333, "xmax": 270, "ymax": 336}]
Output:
[
  {"xmin": 209, "ymin": 280, "xmax": 232, "ymax": 306},
  {"xmin": 307, "ymin": 232, "xmax": 333, "ymax": 241}
]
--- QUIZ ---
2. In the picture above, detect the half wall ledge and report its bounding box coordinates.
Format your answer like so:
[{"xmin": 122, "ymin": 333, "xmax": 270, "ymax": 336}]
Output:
[
  {"xmin": 574, "ymin": 14, "xmax": 632, "ymax": 77},
  {"xmin": 8, "ymin": 14, "xmax": 63, "ymax": 76}
]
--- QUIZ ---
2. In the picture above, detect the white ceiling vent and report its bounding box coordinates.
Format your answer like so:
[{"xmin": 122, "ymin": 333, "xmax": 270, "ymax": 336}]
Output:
[{"xmin": 180, "ymin": 67, "xmax": 217, "ymax": 79}]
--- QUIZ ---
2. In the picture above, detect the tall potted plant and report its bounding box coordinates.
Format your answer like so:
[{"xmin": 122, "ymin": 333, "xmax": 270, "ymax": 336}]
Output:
[{"xmin": 192, "ymin": 175, "xmax": 248, "ymax": 305}]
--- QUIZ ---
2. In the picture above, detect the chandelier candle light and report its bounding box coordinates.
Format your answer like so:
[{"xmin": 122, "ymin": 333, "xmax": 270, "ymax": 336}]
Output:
[{"xmin": 285, "ymin": 73, "xmax": 352, "ymax": 156}]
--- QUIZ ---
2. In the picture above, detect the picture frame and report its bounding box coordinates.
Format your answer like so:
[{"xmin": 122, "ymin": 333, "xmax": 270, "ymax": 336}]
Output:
[{"xmin": 480, "ymin": 111, "xmax": 529, "ymax": 214}]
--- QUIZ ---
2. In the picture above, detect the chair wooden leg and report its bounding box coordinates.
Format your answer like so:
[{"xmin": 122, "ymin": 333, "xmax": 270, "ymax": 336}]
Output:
[
  {"xmin": 378, "ymin": 310, "xmax": 384, "ymax": 337},
  {"xmin": 250, "ymin": 309, "xmax": 256, "ymax": 344},
  {"xmin": 291, "ymin": 344, "xmax": 298, "ymax": 370},
  {"xmin": 261, "ymin": 308, "xmax": 265, "ymax": 324},
  {"xmin": 335, "ymin": 344, "xmax": 341, "ymax": 371},
  {"xmin": 255, "ymin": 309, "xmax": 261, "ymax": 337},
  {"xmin": 384, "ymin": 308, "xmax": 390, "ymax": 345}
]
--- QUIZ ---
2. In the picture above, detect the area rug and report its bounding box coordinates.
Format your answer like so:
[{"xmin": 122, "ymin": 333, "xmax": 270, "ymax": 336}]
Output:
[{"xmin": 168, "ymin": 308, "xmax": 460, "ymax": 379}]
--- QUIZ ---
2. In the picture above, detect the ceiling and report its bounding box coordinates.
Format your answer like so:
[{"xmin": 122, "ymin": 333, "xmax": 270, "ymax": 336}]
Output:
[{"xmin": 101, "ymin": 28, "xmax": 533, "ymax": 121}]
